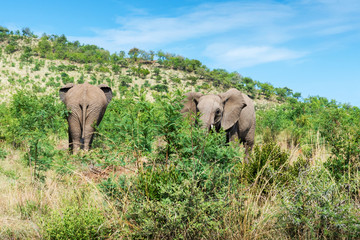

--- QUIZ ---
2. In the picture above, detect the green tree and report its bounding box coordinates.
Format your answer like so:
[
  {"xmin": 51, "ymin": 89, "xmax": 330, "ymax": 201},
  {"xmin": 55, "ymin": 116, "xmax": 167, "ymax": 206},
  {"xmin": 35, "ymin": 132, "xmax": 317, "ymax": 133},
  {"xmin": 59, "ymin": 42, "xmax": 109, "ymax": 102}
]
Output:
[
  {"xmin": 153, "ymin": 67, "xmax": 161, "ymax": 76},
  {"xmin": 53, "ymin": 34, "xmax": 68, "ymax": 59},
  {"xmin": 275, "ymin": 87, "xmax": 287, "ymax": 101},
  {"xmin": 5, "ymin": 38, "xmax": 17, "ymax": 54},
  {"xmin": 293, "ymin": 92, "xmax": 302, "ymax": 99},
  {"xmin": 37, "ymin": 35, "xmax": 51, "ymax": 58},
  {"xmin": 0, "ymin": 26, "xmax": 9, "ymax": 34},
  {"xmin": 258, "ymin": 82, "xmax": 274, "ymax": 99},
  {"xmin": 112, "ymin": 64, "xmax": 121, "ymax": 74},
  {"xmin": 128, "ymin": 47, "xmax": 140, "ymax": 62},
  {"xmin": 20, "ymin": 46, "xmax": 33, "ymax": 62},
  {"xmin": 22, "ymin": 27, "xmax": 33, "ymax": 37}
]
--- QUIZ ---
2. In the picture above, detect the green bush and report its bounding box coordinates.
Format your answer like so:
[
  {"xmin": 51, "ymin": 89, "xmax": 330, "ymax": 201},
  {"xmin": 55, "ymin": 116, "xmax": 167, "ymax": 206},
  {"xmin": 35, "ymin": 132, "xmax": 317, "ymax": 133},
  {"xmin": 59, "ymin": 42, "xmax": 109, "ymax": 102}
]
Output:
[
  {"xmin": 5, "ymin": 43, "xmax": 17, "ymax": 53},
  {"xmin": 151, "ymin": 84, "xmax": 168, "ymax": 92},
  {"xmin": 61, "ymin": 72, "xmax": 74, "ymax": 84},
  {"xmin": 279, "ymin": 167, "xmax": 360, "ymax": 239},
  {"xmin": 0, "ymin": 148, "xmax": 7, "ymax": 160},
  {"xmin": 0, "ymin": 90, "xmax": 68, "ymax": 180},
  {"xmin": 127, "ymin": 167, "xmax": 229, "ymax": 239},
  {"xmin": 42, "ymin": 205, "xmax": 113, "ymax": 239},
  {"xmin": 3, "ymin": 90, "xmax": 67, "ymax": 145},
  {"xmin": 96, "ymin": 65, "xmax": 111, "ymax": 73},
  {"xmin": 237, "ymin": 143, "xmax": 306, "ymax": 194},
  {"xmin": 97, "ymin": 93, "xmax": 157, "ymax": 153}
]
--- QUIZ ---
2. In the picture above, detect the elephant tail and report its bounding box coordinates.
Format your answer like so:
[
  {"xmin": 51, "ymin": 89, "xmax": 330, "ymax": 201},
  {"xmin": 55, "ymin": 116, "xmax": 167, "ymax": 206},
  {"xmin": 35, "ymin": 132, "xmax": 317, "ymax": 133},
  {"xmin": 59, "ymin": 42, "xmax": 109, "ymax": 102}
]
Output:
[{"xmin": 82, "ymin": 105, "xmax": 87, "ymax": 139}]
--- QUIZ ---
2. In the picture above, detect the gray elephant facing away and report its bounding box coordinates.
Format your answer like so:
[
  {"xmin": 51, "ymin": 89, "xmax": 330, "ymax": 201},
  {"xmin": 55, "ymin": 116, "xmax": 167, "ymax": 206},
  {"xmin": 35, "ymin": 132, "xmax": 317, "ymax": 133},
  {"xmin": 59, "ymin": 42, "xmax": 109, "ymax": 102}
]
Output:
[
  {"xmin": 59, "ymin": 82, "xmax": 112, "ymax": 153},
  {"xmin": 181, "ymin": 88, "xmax": 255, "ymax": 162}
]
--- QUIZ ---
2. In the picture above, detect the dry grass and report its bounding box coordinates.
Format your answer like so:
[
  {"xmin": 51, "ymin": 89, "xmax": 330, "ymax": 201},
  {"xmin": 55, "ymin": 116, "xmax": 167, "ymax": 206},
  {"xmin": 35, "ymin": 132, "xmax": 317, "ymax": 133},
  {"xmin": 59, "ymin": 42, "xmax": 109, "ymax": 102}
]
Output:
[{"xmin": 0, "ymin": 142, "xmax": 126, "ymax": 239}]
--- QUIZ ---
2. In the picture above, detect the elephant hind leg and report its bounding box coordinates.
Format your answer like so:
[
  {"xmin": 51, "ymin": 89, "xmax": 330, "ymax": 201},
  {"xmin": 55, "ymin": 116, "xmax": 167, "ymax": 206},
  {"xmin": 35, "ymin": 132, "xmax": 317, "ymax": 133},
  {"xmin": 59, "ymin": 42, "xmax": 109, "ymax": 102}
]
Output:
[
  {"xmin": 68, "ymin": 128, "xmax": 73, "ymax": 152},
  {"xmin": 244, "ymin": 142, "xmax": 252, "ymax": 164},
  {"xmin": 68, "ymin": 115, "xmax": 82, "ymax": 154},
  {"xmin": 243, "ymin": 124, "xmax": 255, "ymax": 163},
  {"xmin": 83, "ymin": 124, "xmax": 96, "ymax": 151}
]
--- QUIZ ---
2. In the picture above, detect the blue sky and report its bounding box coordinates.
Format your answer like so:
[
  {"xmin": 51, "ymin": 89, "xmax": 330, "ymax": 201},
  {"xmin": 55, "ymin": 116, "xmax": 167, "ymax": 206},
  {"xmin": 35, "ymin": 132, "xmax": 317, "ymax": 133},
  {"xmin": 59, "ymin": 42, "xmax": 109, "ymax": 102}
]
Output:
[{"xmin": 1, "ymin": 0, "xmax": 360, "ymax": 107}]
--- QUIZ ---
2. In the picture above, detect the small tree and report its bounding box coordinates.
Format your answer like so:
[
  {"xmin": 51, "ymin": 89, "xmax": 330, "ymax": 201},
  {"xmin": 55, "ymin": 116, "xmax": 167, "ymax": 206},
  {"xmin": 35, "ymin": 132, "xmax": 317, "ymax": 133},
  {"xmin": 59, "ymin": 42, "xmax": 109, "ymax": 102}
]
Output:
[
  {"xmin": 258, "ymin": 82, "xmax": 274, "ymax": 99},
  {"xmin": 293, "ymin": 92, "xmax": 302, "ymax": 100},
  {"xmin": 37, "ymin": 36, "xmax": 51, "ymax": 58},
  {"xmin": 0, "ymin": 26, "xmax": 9, "ymax": 34},
  {"xmin": 153, "ymin": 67, "xmax": 161, "ymax": 76},
  {"xmin": 112, "ymin": 64, "xmax": 121, "ymax": 74},
  {"xmin": 128, "ymin": 47, "xmax": 140, "ymax": 62},
  {"xmin": 275, "ymin": 87, "xmax": 287, "ymax": 101},
  {"xmin": 22, "ymin": 27, "xmax": 32, "ymax": 37}
]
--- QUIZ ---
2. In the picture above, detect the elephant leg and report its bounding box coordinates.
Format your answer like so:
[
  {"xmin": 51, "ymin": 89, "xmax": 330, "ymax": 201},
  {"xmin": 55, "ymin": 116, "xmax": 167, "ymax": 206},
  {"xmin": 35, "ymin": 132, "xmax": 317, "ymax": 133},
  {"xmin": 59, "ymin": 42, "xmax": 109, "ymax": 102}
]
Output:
[
  {"xmin": 244, "ymin": 143, "xmax": 251, "ymax": 164},
  {"xmin": 68, "ymin": 127, "xmax": 73, "ymax": 152},
  {"xmin": 231, "ymin": 121, "xmax": 254, "ymax": 163},
  {"xmin": 226, "ymin": 123, "xmax": 239, "ymax": 143},
  {"xmin": 243, "ymin": 123, "xmax": 255, "ymax": 163},
  {"xmin": 83, "ymin": 124, "xmax": 96, "ymax": 151},
  {"xmin": 68, "ymin": 115, "xmax": 81, "ymax": 154}
]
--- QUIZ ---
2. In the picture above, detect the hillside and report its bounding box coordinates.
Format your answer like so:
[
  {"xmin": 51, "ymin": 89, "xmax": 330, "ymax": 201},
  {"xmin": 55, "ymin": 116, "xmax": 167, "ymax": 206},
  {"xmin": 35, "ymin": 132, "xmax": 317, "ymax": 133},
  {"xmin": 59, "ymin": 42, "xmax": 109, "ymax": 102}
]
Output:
[
  {"xmin": 0, "ymin": 29, "xmax": 359, "ymax": 239},
  {"xmin": 0, "ymin": 40, "xmax": 204, "ymax": 102}
]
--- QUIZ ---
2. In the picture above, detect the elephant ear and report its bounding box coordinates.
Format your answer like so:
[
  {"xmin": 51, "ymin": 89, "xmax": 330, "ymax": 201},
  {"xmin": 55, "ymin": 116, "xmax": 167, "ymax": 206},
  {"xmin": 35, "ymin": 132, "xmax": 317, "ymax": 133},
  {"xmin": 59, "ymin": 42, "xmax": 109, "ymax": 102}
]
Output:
[
  {"xmin": 98, "ymin": 84, "xmax": 113, "ymax": 104},
  {"xmin": 219, "ymin": 88, "xmax": 247, "ymax": 130},
  {"xmin": 59, "ymin": 83, "xmax": 75, "ymax": 103},
  {"xmin": 181, "ymin": 92, "xmax": 203, "ymax": 115}
]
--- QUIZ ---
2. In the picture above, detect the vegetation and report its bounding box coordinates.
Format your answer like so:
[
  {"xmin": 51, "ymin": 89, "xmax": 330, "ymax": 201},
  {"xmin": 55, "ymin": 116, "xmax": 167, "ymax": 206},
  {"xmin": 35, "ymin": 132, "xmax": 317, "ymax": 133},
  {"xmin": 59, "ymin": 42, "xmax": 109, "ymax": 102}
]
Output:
[{"xmin": 0, "ymin": 27, "xmax": 359, "ymax": 239}]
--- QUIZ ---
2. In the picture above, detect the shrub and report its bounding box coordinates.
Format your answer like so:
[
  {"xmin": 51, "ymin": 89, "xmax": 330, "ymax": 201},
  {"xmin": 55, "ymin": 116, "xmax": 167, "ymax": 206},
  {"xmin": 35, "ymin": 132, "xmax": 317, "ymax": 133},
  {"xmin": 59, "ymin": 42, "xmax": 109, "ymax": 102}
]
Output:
[
  {"xmin": 278, "ymin": 167, "xmax": 360, "ymax": 239},
  {"xmin": 96, "ymin": 65, "xmax": 111, "ymax": 73},
  {"xmin": 42, "ymin": 204, "xmax": 113, "ymax": 239},
  {"xmin": 127, "ymin": 166, "xmax": 229, "ymax": 239},
  {"xmin": 4, "ymin": 90, "xmax": 67, "ymax": 145},
  {"xmin": 237, "ymin": 143, "xmax": 306, "ymax": 194},
  {"xmin": 61, "ymin": 72, "xmax": 74, "ymax": 84},
  {"xmin": 5, "ymin": 43, "xmax": 17, "ymax": 54},
  {"xmin": 112, "ymin": 64, "xmax": 121, "ymax": 74},
  {"xmin": 151, "ymin": 84, "xmax": 168, "ymax": 93},
  {"xmin": 84, "ymin": 64, "xmax": 93, "ymax": 72},
  {"xmin": 1, "ymin": 90, "xmax": 67, "ymax": 180},
  {"xmin": 0, "ymin": 148, "xmax": 7, "ymax": 160},
  {"xmin": 171, "ymin": 76, "xmax": 181, "ymax": 84},
  {"xmin": 96, "ymin": 93, "xmax": 157, "ymax": 153}
]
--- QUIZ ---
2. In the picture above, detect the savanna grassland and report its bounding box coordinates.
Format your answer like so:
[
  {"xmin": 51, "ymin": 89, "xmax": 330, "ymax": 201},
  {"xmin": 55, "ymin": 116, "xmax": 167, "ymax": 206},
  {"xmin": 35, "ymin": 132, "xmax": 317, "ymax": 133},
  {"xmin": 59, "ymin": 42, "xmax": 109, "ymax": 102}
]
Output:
[{"xmin": 0, "ymin": 27, "xmax": 359, "ymax": 239}]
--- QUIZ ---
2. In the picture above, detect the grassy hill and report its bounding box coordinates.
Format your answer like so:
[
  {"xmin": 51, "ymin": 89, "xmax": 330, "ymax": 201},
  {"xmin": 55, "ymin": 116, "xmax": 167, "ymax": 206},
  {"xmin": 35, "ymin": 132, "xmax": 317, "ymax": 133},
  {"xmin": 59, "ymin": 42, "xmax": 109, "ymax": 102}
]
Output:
[{"xmin": 0, "ymin": 29, "xmax": 359, "ymax": 239}]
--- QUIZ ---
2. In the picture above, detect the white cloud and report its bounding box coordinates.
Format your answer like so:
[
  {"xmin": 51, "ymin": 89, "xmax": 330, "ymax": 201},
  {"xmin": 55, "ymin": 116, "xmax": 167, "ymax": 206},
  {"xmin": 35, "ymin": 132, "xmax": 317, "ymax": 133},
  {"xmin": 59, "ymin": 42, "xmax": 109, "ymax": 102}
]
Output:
[
  {"xmin": 71, "ymin": 1, "xmax": 294, "ymax": 51},
  {"xmin": 317, "ymin": 25, "xmax": 355, "ymax": 36},
  {"xmin": 204, "ymin": 44, "xmax": 308, "ymax": 69},
  {"xmin": 313, "ymin": 0, "xmax": 360, "ymax": 13},
  {"xmin": 69, "ymin": 0, "xmax": 360, "ymax": 69}
]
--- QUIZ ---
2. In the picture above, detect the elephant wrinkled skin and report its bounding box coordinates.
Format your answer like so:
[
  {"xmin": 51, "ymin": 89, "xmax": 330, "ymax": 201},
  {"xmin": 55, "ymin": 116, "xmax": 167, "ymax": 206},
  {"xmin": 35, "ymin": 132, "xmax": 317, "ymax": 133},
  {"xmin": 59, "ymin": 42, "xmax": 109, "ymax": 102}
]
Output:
[
  {"xmin": 181, "ymin": 88, "xmax": 256, "ymax": 162},
  {"xmin": 59, "ymin": 82, "xmax": 112, "ymax": 153}
]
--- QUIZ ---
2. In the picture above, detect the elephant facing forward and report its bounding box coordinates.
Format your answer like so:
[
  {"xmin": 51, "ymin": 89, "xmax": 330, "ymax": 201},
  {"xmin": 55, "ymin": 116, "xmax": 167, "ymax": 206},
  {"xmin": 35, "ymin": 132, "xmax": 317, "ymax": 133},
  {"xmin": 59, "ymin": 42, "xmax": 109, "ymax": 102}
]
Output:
[
  {"xmin": 181, "ymin": 88, "xmax": 256, "ymax": 162},
  {"xmin": 59, "ymin": 82, "xmax": 112, "ymax": 153}
]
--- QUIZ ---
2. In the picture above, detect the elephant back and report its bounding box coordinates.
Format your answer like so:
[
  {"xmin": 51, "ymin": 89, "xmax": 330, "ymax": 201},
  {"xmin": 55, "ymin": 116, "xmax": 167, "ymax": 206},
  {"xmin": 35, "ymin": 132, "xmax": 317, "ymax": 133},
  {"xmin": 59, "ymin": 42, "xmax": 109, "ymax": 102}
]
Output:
[{"xmin": 64, "ymin": 83, "xmax": 108, "ymax": 107}]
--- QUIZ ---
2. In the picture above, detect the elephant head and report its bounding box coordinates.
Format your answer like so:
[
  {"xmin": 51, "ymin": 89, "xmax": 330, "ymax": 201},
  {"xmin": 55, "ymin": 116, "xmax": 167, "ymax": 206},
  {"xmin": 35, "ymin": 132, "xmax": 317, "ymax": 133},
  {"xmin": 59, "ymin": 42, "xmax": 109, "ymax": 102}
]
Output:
[
  {"xmin": 181, "ymin": 88, "xmax": 255, "ymax": 162},
  {"xmin": 182, "ymin": 89, "xmax": 247, "ymax": 130},
  {"xmin": 59, "ymin": 82, "xmax": 112, "ymax": 153}
]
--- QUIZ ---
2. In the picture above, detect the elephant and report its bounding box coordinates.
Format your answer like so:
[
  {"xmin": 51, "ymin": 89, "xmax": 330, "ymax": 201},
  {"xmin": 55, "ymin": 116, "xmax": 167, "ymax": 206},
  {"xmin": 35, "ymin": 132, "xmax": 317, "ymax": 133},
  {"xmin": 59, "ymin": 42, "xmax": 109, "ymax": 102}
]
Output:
[
  {"xmin": 181, "ymin": 88, "xmax": 255, "ymax": 162},
  {"xmin": 59, "ymin": 82, "xmax": 112, "ymax": 153}
]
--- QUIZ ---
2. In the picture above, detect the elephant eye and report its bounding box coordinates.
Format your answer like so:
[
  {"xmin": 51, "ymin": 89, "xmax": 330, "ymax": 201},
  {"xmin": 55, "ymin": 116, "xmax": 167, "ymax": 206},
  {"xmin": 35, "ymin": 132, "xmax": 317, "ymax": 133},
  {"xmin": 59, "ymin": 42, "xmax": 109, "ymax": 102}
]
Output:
[{"xmin": 215, "ymin": 109, "xmax": 221, "ymax": 115}]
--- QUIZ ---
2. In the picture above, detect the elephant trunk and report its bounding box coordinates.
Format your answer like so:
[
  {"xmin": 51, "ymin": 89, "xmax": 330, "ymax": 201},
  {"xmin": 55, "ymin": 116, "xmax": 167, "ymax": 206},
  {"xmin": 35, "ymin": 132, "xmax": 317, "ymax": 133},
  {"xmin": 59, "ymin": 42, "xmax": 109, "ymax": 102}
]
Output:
[{"xmin": 200, "ymin": 113, "xmax": 214, "ymax": 131}]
